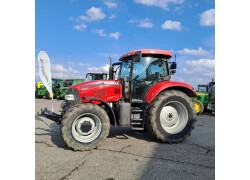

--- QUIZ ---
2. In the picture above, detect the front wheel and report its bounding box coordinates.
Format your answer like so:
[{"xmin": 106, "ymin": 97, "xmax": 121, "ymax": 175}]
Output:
[
  {"xmin": 145, "ymin": 90, "xmax": 196, "ymax": 143},
  {"xmin": 194, "ymin": 100, "xmax": 204, "ymax": 114},
  {"xmin": 61, "ymin": 103, "xmax": 110, "ymax": 151}
]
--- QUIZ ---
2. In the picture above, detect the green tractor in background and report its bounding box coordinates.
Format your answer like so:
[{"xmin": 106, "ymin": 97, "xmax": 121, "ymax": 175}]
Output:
[
  {"xmin": 193, "ymin": 79, "xmax": 215, "ymax": 114},
  {"xmin": 86, "ymin": 73, "xmax": 108, "ymax": 81},
  {"xmin": 35, "ymin": 78, "xmax": 63, "ymax": 99},
  {"xmin": 58, "ymin": 79, "xmax": 85, "ymax": 99},
  {"xmin": 35, "ymin": 82, "xmax": 47, "ymax": 98},
  {"xmin": 46, "ymin": 78, "xmax": 63, "ymax": 99}
]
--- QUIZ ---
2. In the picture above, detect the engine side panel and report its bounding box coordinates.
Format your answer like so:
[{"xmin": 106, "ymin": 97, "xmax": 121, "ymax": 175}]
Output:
[{"xmin": 71, "ymin": 80, "xmax": 122, "ymax": 104}]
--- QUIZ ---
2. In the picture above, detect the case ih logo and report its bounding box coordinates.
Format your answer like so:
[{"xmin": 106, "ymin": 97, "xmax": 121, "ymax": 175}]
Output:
[
  {"xmin": 104, "ymin": 82, "xmax": 119, "ymax": 85},
  {"xmin": 80, "ymin": 81, "xmax": 120, "ymax": 89}
]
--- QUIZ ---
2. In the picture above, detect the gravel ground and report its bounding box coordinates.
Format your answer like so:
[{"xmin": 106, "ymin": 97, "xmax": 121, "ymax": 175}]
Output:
[{"xmin": 35, "ymin": 99, "xmax": 215, "ymax": 180}]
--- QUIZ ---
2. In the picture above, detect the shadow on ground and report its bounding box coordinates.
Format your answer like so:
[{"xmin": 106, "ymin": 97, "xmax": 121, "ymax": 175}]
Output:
[{"xmin": 35, "ymin": 114, "xmax": 159, "ymax": 150}]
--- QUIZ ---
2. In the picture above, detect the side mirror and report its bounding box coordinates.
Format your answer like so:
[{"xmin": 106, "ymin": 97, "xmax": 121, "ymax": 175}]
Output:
[
  {"xmin": 133, "ymin": 51, "xmax": 142, "ymax": 62},
  {"xmin": 170, "ymin": 62, "xmax": 177, "ymax": 69},
  {"xmin": 170, "ymin": 70, "xmax": 176, "ymax": 75}
]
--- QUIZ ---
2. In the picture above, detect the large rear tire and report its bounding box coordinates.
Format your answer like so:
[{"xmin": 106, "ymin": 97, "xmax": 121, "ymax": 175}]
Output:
[
  {"xmin": 61, "ymin": 103, "xmax": 110, "ymax": 151},
  {"xmin": 145, "ymin": 90, "xmax": 196, "ymax": 143},
  {"xmin": 35, "ymin": 90, "xmax": 38, "ymax": 98},
  {"xmin": 194, "ymin": 100, "xmax": 204, "ymax": 114},
  {"xmin": 35, "ymin": 90, "xmax": 43, "ymax": 99}
]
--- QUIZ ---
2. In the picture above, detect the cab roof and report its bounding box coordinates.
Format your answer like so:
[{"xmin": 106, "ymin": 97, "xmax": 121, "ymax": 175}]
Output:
[{"xmin": 119, "ymin": 49, "xmax": 172, "ymax": 61}]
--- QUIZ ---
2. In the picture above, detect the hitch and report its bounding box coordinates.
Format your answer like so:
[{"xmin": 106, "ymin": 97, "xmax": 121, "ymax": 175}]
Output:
[{"xmin": 37, "ymin": 107, "xmax": 61, "ymax": 125}]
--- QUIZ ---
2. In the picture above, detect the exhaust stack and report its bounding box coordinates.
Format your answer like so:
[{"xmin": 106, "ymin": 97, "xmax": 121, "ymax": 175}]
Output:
[{"xmin": 109, "ymin": 55, "xmax": 113, "ymax": 80}]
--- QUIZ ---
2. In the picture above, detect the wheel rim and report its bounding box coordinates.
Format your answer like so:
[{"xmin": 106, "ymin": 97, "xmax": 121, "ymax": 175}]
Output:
[
  {"xmin": 72, "ymin": 113, "xmax": 102, "ymax": 143},
  {"xmin": 194, "ymin": 102, "xmax": 201, "ymax": 113},
  {"xmin": 160, "ymin": 101, "xmax": 188, "ymax": 134}
]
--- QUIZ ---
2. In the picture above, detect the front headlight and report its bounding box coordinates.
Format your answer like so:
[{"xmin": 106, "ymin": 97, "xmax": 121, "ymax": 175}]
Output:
[{"xmin": 65, "ymin": 94, "xmax": 75, "ymax": 101}]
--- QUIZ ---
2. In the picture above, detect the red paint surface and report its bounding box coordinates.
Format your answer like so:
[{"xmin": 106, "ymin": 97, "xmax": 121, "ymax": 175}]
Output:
[
  {"xmin": 144, "ymin": 81, "xmax": 196, "ymax": 103},
  {"xmin": 119, "ymin": 49, "xmax": 172, "ymax": 60},
  {"xmin": 71, "ymin": 80, "xmax": 122, "ymax": 104}
]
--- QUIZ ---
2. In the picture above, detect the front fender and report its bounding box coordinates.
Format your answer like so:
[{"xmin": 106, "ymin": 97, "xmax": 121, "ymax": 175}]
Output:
[{"xmin": 144, "ymin": 81, "xmax": 197, "ymax": 104}]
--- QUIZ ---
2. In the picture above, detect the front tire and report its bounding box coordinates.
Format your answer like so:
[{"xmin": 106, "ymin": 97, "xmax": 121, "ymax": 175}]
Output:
[
  {"xmin": 145, "ymin": 90, "xmax": 196, "ymax": 143},
  {"xmin": 194, "ymin": 100, "xmax": 204, "ymax": 114},
  {"xmin": 61, "ymin": 103, "xmax": 110, "ymax": 151}
]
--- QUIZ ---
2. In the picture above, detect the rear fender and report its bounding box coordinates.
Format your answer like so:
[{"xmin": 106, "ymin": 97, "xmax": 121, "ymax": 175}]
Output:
[{"xmin": 144, "ymin": 81, "xmax": 197, "ymax": 104}]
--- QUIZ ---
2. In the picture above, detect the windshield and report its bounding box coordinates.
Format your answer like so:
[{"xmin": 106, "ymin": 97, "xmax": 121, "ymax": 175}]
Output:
[
  {"xmin": 120, "ymin": 60, "xmax": 131, "ymax": 79},
  {"xmin": 198, "ymin": 86, "xmax": 207, "ymax": 93},
  {"xmin": 92, "ymin": 74, "xmax": 107, "ymax": 80},
  {"xmin": 132, "ymin": 57, "xmax": 169, "ymax": 82}
]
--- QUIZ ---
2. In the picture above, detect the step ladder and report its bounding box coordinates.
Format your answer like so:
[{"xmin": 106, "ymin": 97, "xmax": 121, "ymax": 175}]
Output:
[{"xmin": 131, "ymin": 109, "xmax": 144, "ymax": 130}]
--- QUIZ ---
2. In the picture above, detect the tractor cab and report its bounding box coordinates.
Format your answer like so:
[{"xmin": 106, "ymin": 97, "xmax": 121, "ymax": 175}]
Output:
[
  {"xmin": 207, "ymin": 80, "xmax": 215, "ymax": 112},
  {"xmin": 197, "ymin": 85, "xmax": 208, "ymax": 94},
  {"xmin": 52, "ymin": 78, "xmax": 63, "ymax": 88},
  {"xmin": 113, "ymin": 50, "xmax": 176, "ymax": 103},
  {"xmin": 86, "ymin": 73, "xmax": 108, "ymax": 81}
]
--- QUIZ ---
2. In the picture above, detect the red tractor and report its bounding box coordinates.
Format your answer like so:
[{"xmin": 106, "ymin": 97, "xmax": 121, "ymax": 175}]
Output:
[{"xmin": 40, "ymin": 49, "xmax": 197, "ymax": 151}]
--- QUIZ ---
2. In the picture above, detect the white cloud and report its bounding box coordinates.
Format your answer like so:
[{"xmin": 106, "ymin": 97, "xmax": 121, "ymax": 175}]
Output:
[
  {"xmin": 68, "ymin": 67, "xmax": 80, "ymax": 74},
  {"xmin": 128, "ymin": 19, "xmax": 138, "ymax": 23},
  {"xmin": 177, "ymin": 47, "xmax": 213, "ymax": 57},
  {"xmin": 134, "ymin": 0, "xmax": 184, "ymax": 10},
  {"xmin": 138, "ymin": 17, "xmax": 153, "ymax": 28},
  {"xmin": 51, "ymin": 72, "xmax": 84, "ymax": 79},
  {"xmin": 73, "ymin": 24, "xmax": 87, "ymax": 31},
  {"xmin": 109, "ymin": 14, "xmax": 116, "ymax": 20},
  {"xmin": 129, "ymin": 18, "xmax": 153, "ymax": 28},
  {"xmin": 104, "ymin": 1, "xmax": 117, "ymax": 8},
  {"xmin": 51, "ymin": 72, "xmax": 64, "ymax": 78},
  {"xmin": 53, "ymin": 65, "xmax": 68, "ymax": 72},
  {"xmin": 79, "ymin": 7, "xmax": 106, "ymax": 22},
  {"xmin": 180, "ymin": 59, "xmax": 215, "ymax": 77},
  {"xmin": 93, "ymin": 29, "xmax": 107, "ymax": 37},
  {"xmin": 52, "ymin": 64, "xmax": 81, "ymax": 74},
  {"xmin": 109, "ymin": 32, "xmax": 120, "ymax": 40},
  {"xmin": 200, "ymin": 9, "xmax": 215, "ymax": 26},
  {"xmin": 161, "ymin": 20, "xmax": 182, "ymax": 31},
  {"xmin": 171, "ymin": 58, "xmax": 215, "ymax": 88},
  {"xmin": 78, "ymin": 63, "xmax": 90, "ymax": 67},
  {"xmin": 171, "ymin": 76, "xmax": 185, "ymax": 82},
  {"xmin": 88, "ymin": 64, "xmax": 110, "ymax": 73}
]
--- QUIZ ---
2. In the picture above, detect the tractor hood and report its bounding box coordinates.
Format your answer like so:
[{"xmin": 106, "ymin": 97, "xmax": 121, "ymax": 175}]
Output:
[{"xmin": 70, "ymin": 80, "xmax": 122, "ymax": 104}]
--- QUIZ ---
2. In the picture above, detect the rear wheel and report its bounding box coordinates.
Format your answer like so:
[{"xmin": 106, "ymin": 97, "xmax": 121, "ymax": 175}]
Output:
[
  {"xmin": 145, "ymin": 90, "xmax": 196, "ymax": 143},
  {"xmin": 35, "ymin": 90, "xmax": 38, "ymax": 98},
  {"xmin": 35, "ymin": 90, "xmax": 43, "ymax": 98},
  {"xmin": 61, "ymin": 103, "xmax": 110, "ymax": 151},
  {"xmin": 194, "ymin": 100, "xmax": 204, "ymax": 114}
]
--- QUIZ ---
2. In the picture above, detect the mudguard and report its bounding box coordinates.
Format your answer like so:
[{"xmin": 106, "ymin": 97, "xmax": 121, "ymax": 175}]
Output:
[{"xmin": 144, "ymin": 81, "xmax": 197, "ymax": 104}]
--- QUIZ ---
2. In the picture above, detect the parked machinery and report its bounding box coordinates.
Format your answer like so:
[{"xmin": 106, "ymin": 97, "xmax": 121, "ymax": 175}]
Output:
[{"xmin": 39, "ymin": 49, "xmax": 197, "ymax": 151}]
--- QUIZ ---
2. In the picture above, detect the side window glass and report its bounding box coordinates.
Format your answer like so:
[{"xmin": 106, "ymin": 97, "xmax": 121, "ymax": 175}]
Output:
[{"xmin": 147, "ymin": 60, "xmax": 167, "ymax": 81}]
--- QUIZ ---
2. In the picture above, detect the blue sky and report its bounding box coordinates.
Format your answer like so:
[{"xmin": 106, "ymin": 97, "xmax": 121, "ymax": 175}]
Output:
[{"xmin": 35, "ymin": 0, "xmax": 215, "ymax": 89}]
